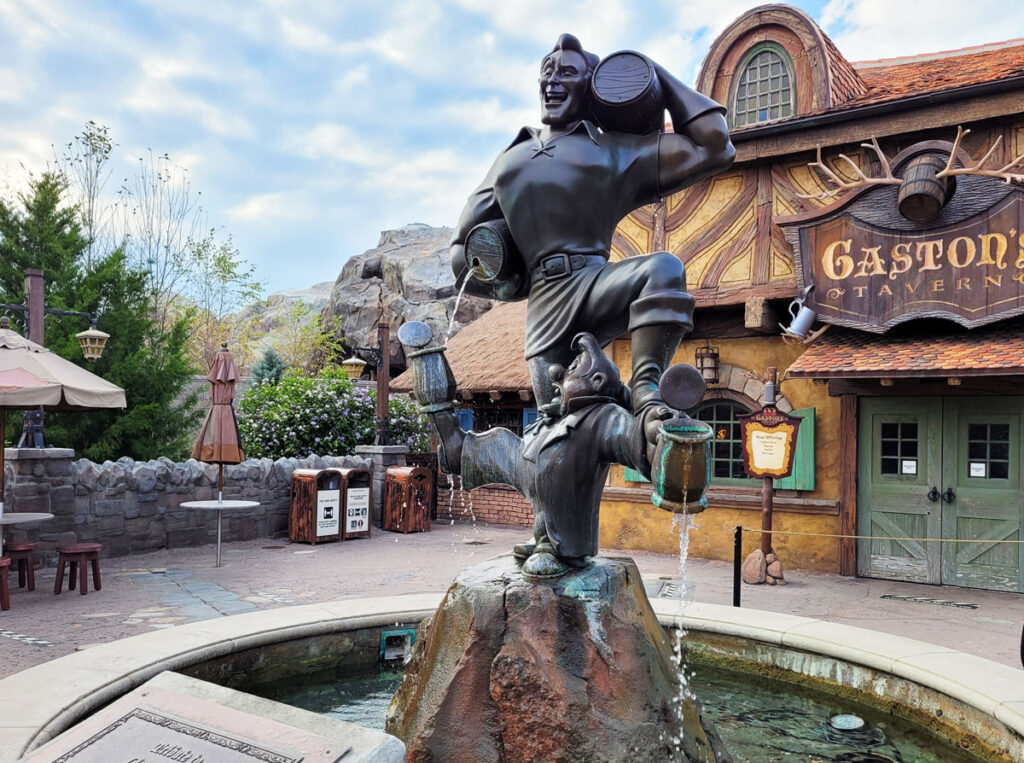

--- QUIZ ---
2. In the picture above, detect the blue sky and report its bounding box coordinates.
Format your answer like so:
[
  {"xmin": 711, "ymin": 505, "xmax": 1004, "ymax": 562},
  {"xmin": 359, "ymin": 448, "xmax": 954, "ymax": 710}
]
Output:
[{"xmin": 2, "ymin": 0, "xmax": 1023, "ymax": 292}]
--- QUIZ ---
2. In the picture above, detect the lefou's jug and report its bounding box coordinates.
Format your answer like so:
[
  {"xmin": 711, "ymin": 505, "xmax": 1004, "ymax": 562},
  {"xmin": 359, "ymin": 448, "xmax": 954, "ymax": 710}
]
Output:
[
  {"xmin": 397, "ymin": 322, "xmax": 456, "ymax": 413},
  {"xmin": 650, "ymin": 414, "xmax": 713, "ymax": 514}
]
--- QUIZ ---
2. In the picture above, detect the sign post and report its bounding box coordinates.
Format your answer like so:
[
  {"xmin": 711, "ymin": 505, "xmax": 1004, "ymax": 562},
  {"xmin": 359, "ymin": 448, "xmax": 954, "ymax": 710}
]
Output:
[{"xmin": 739, "ymin": 368, "xmax": 802, "ymax": 558}]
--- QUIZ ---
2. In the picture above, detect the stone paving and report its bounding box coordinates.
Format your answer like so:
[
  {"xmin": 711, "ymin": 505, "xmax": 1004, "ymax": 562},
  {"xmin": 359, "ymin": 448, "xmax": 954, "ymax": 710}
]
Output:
[{"xmin": 1, "ymin": 520, "xmax": 1022, "ymax": 677}]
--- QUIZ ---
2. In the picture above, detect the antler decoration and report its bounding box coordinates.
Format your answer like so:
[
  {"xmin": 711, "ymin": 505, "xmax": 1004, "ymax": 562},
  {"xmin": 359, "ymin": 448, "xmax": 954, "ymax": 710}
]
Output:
[
  {"xmin": 796, "ymin": 137, "xmax": 902, "ymax": 200},
  {"xmin": 936, "ymin": 126, "xmax": 1024, "ymax": 185}
]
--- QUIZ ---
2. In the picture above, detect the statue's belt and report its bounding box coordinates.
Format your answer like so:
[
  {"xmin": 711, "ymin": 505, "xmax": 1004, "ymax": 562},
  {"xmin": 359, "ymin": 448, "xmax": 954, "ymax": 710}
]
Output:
[{"xmin": 531, "ymin": 253, "xmax": 607, "ymax": 283}]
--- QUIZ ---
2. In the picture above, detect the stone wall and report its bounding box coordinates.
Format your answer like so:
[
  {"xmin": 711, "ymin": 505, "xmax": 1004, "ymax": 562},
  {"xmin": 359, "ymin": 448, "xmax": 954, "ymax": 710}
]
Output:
[{"xmin": 2, "ymin": 448, "xmax": 371, "ymax": 566}]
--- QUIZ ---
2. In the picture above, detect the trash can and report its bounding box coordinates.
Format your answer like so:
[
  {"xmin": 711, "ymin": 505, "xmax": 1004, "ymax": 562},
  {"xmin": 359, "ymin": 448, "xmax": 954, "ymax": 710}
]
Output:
[
  {"xmin": 382, "ymin": 465, "xmax": 434, "ymax": 533},
  {"xmin": 289, "ymin": 468, "xmax": 343, "ymax": 544},
  {"xmin": 338, "ymin": 467, "xmax": 372, "ymax": 540}
]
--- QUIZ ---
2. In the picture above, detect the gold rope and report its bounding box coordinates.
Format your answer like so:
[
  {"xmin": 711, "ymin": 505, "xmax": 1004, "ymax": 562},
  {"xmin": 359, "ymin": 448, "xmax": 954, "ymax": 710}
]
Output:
[{"xmin": 738, "ymin": 527, "xmax": 1024, "ymax": 544}]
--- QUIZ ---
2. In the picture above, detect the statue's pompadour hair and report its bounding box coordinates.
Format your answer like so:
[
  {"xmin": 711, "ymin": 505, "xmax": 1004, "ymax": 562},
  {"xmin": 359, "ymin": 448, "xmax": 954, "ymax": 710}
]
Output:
[{"xmin": 543, "ymin": 33, "xmax": 599, "ymax": 75}]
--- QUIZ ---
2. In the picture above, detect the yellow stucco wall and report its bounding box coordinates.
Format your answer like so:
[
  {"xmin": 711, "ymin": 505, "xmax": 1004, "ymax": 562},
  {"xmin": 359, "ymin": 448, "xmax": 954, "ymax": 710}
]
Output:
[{"xmin": 600, "ymin": 334, "xmax": 843, "ymax": 572}]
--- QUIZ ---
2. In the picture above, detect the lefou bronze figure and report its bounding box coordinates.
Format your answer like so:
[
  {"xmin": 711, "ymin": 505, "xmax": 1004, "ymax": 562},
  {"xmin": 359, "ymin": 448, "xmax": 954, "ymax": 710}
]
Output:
[{"xmin": 451, "ymin": 33, "xmax": 735, "ymax": 417}]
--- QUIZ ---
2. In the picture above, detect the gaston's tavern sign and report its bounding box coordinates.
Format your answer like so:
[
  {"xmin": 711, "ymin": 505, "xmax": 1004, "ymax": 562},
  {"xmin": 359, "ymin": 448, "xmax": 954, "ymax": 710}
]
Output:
[{"xmin": 777, "ymin": 134, "xmax": 1024, "ymax": 333}]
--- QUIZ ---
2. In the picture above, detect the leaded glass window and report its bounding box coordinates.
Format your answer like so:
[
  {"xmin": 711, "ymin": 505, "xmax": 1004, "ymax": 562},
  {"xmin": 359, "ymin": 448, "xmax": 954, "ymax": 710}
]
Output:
[
  {"xmin": 732, "ymin": 44, "xmax": 795, "ymax": 128},
  {"xmin": 694, "ymin": 400, "xmax": 756, "ymax": 484}
]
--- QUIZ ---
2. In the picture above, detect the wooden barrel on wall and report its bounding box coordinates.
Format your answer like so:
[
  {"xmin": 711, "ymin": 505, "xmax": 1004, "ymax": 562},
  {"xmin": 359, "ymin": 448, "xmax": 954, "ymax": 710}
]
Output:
[
  {"xmin": 898, "ymin": 154, "xmax": 953, "ymax": 222},
  {"xmin": 591, "ymin": 51, "xmax": 664, "ymax": 135}
]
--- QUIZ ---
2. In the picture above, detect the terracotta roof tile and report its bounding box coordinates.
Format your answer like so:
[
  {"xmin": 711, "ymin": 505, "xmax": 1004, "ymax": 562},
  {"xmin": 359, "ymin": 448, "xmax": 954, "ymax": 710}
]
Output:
[
  {"xmin": 850, "ymin": 41, "xmax": 1024, "ymax": 107},
  {"xmin": 391, "ymin": 301, "xmax": 531, "ymax": 395},
  {"xmin": 788, "ymin": 324, "xmax": 1024, "ymax": 379}
]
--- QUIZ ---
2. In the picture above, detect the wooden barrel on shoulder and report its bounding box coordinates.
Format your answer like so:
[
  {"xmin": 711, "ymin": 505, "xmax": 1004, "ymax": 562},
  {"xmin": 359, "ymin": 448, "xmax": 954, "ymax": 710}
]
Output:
[
  {"xmin": 464, "ymin": 219, "xmax": 523, "ymax": 284},
  {"xmin": 898, "ymin": 154, "xmax": 953, "ymax": 222},
  {"xmin": 590, "ymin": 51, "xmax": 664, "ymax": 135}
]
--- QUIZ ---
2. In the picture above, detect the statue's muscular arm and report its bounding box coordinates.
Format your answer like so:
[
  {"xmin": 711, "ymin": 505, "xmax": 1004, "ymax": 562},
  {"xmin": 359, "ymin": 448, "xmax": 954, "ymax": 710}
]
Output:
[
  {"xmin": 449, "ymin": 160, "xmax": 525, "ymax": 302},
  {"xmin": 653, "ymin": 63, "xmax": 735, "ymax": 197}
]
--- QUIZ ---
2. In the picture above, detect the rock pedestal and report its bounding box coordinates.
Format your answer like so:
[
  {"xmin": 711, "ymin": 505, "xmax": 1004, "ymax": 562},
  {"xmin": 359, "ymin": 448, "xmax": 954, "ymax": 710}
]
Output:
[{"xmin": 386, "ymin": 554, "xmax": 729, "ymax": 762}]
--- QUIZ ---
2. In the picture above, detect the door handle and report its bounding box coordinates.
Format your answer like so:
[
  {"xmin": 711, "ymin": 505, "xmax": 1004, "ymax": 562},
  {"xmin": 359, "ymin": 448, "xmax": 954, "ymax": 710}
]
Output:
[
  {"xmin": 927, "ymin": 487, "xmax": 940, "ymax": 502},
  {"xmin": 943, "ymin": 488, "xmax": 956, "ymax": 503}
]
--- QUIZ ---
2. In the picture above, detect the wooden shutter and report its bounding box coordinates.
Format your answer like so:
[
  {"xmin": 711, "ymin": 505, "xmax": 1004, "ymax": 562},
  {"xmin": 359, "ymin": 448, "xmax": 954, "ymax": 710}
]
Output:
[{"xmin": 774, "ymin": 407, "xmax": 815, "ymax": 490}]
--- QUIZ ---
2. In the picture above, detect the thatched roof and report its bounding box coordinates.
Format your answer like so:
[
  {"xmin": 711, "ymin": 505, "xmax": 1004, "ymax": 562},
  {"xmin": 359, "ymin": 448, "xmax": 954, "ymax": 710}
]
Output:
[{"xmin": 391, "ymin": 301, "xmax": 531, "ymax": 395}]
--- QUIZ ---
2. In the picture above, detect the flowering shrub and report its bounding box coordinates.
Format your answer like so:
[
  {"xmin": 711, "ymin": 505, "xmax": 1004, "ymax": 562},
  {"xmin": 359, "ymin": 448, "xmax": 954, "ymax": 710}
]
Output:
[{"xmin": 237, "ymin": 368, "xmax": 430, "ymax": 459}]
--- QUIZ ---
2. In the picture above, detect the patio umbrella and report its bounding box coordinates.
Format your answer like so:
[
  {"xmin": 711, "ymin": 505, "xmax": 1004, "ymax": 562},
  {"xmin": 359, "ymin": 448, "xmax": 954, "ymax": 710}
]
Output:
[
  {"xmin": 191, "ymin": 343, "xmax": 244, "ymax": 502},
  {"xmin": 0, "ymin": 318, "xmax": 126, "ymax": 534}
]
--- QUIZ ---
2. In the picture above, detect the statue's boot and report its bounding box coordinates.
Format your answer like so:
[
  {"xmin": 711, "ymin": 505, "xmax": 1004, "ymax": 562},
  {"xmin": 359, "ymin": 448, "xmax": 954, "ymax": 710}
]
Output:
[
  {"xmin": 629, "ymin": 321, "xmax": 685, "ymax": 414},
  {"xmin": 522, "ymin": 538, "xmax": 588, "ymax": 578},
  {"xmin": 513, "ymin": 512, "xmax": 549, "ymax": 561},
  {"xmin": 512, "ymin": 540, "xmax": 535, "ymax": 561}
]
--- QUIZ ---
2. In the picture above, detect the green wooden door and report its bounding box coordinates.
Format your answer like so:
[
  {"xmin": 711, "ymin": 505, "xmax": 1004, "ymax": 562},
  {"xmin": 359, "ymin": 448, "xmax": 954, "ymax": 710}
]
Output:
[
  {"xmin": 941, "ymin": 398, "xmax": 1023, "ymax": 592},
  {"xmin": 859, "ymin": 396, "xmax": 1024, "ymax": 591},
  {"xmin": 858, "ymin": 398, "xmax": 943, "ymax": 584}
]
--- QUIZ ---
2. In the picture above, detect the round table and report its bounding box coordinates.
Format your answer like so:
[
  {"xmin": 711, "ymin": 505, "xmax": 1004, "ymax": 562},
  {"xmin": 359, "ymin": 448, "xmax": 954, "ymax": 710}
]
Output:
[
  {"xmin": 0, "ymin": 512, "xmax": 54, "ymax": 556},
  {"xmin": 181, "ymin": 500, "xmax": 259, "ymax": 567}
]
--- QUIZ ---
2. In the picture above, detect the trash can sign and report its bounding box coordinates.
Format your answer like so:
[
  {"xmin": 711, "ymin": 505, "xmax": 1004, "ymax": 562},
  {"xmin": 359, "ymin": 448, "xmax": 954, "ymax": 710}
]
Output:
[
  {"xmin": 346, "ymin": 486, "xmax": 370, "ymax": 533},
  {"xmin": 317, "ymin": 487, "xmax": 341, "ymax": 537}
]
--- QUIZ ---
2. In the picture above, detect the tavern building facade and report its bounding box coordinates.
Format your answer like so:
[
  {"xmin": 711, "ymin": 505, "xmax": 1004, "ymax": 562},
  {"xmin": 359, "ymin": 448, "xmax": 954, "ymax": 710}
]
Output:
[{"xmin": 395, "ymin": 4, "xmax": 1024, "ymax": 592}]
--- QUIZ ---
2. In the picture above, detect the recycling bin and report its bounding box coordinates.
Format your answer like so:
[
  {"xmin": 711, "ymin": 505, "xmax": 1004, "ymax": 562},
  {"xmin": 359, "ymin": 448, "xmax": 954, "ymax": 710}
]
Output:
[
  {"xmin": 382, "ymin": 466, "xmax": 434, "ymax": 533},
  {"xmin": 289, "ymin": 468, "xmax": 343, "ymax": 544},
  {"xmin": 338, "ymin": 467, "xmax": 372, "ymax": 540}
]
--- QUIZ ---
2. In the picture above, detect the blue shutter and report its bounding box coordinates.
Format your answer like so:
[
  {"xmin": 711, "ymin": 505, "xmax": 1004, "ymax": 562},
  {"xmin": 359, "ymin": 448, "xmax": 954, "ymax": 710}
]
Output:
[
  {"xmin": 457, "ymin": 408, "xmax": 474, "ymax": 431},
  {"xmin": 774, "ymin": 407, "xmax": 815, "ymax": 491},
  {"xmin": 522, "ymin": 407, "xmax": 538, "ymax": 429},
  {"xmin": 623, "ymin": 467, "xmax": 650, "ymax": 483}
]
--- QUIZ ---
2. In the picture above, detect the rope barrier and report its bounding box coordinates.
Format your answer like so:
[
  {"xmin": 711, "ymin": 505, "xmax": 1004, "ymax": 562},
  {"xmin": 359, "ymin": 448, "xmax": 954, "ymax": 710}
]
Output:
[{"xmin": 737, "ymin": 527, "xmax": 1024, "ymax": 544}]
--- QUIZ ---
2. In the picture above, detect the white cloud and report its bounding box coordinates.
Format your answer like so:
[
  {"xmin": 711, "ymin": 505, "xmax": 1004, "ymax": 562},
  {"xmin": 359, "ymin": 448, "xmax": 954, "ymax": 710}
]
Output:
[
  {"xmin": 433, "ymin": 98, "xmax": 537, "ymax": 134},
  {"xmin": 822, "ymin": 0, "xmax": 1024, "ymax": 61},
  {"xmin": 227, "ymin": 190, "xmax": 313, "ymax": 222}
]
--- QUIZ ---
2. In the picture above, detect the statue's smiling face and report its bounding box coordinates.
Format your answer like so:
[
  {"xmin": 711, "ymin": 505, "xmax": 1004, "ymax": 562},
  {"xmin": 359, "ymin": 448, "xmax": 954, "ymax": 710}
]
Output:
[{"xmin": 539, "ymin": 49, "xmax": 589, "ymax": 126}]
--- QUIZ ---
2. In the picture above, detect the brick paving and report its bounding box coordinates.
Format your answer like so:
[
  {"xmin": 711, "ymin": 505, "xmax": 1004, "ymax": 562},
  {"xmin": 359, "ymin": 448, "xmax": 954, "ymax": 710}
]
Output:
[{"xmin": 1, "ymin": 520, "xmax": 1021, "ymax": 678}]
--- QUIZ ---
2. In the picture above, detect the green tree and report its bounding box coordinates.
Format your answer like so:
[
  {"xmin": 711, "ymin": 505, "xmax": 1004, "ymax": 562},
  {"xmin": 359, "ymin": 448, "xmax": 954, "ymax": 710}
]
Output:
[
  {"xmin": 0, "ymin": 172, "xmax": 200, "ymax": 462},
  {"xmin": 250, "ymin": 347, "xmax": 288, "ymax": 386},
  {"xmin": 172, "ymin": 229, "xmax": 265, "ymax": 371}
]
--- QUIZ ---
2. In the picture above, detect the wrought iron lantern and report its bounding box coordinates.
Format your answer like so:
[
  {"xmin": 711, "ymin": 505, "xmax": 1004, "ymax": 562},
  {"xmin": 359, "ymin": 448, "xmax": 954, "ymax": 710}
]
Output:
[
  {"xmin": 695, "ymin": 339, "xmax": 719, "ymax": 385},
  {"xmin": 75, "ymin": 322, "xmax": 110, "ymax": 361}
]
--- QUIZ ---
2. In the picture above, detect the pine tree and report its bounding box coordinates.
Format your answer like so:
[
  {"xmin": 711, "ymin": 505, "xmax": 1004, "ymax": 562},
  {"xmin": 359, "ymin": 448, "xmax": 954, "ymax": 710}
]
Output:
[
  {"xmin": 0, "ymin": 172, "xmax": 200, "ymax": 461},
  {"xmin": 250, "ymin": 347, "xmax": 288, "ymax": 386}
]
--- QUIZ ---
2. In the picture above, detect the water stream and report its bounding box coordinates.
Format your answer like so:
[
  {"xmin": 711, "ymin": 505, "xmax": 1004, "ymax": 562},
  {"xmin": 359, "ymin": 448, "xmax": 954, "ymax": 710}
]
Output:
[{"xmin": 445, "ymin": 272, "xmax": 470, "ymax": 346}]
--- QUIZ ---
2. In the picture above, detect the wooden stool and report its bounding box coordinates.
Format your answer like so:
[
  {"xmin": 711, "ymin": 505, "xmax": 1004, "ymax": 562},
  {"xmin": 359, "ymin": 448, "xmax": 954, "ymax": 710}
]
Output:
[
  {"xmin": 6, "ymin": 542, "xmax": 36, "ymax": 591},
  {"xmin": 54, "ymin": 543, "xmax": 102, "ymax": 596},
  {"xmin": 0, "ymin": 558, "xmax": 10, "ymax": 610}
]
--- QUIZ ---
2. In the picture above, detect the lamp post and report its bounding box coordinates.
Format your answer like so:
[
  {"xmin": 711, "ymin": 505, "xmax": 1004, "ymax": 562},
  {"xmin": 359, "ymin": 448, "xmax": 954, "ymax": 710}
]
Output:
[
  {"xmin": 351, "ymin": 321, "xmax": 391, "ymax": 446},
  {"xmin": 0, "ymin": 269, "xmax": 110, "ymax": 447}
]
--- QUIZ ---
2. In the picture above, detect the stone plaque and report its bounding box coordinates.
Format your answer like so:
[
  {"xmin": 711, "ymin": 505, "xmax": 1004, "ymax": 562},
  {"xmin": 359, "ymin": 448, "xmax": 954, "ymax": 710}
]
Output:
[
  {"xmin": 23, "ymin": 671, "xmax": 405, "ymax": 763},
  {"xmin": 47, "ymin": 706, "xmax": 301, "ymax": 762}
]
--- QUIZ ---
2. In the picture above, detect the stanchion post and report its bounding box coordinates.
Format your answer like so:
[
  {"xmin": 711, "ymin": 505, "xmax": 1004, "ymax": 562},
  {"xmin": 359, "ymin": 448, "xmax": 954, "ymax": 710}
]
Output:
[{"xmin": 733, "ymin": 525, "xmax": 742, "ymax": 607}]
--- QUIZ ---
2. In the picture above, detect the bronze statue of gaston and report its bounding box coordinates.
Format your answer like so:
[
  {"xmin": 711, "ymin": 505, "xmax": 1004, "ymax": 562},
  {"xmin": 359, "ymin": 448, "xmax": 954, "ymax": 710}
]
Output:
[{"xmin": 404, "ymin": 33, "xmax": 734, "ymax": 577}]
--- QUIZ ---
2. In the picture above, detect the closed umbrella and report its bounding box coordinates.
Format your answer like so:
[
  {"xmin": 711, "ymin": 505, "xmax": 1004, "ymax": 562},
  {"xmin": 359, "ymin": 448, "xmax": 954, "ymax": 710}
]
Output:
[
  {"xmin": 191, "ymin": 343, "xmax": 245, "ymax": 502},
  {"xmin": 0, "ymin": 317, "xmax": 126, "ymax": 552}
]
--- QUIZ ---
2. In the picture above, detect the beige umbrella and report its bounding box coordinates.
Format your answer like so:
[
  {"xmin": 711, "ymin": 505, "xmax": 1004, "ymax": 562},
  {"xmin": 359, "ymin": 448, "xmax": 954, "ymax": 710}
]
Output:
[
  {"xmin": 191, "ymin": 344, "xmax": 244, "ymax": 501},
  {"xmin": 0, "ymin": 319, "xmax": 126, "ymax": 538}
]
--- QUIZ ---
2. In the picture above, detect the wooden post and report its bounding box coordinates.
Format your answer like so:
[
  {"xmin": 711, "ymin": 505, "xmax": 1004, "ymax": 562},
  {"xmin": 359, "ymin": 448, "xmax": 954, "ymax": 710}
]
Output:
[
  {"xmin": 838, "ymin": 393, "xmax": 858, "ymax": 576},
  {"xmin": 24, "ymin": 269, "xmax": 44, "ymax": 345},
  {"xmin": 760, "ymin": 367, "xmax": 777, "ymax": 557},
  {"xmin": 376, "ymin": 322, "xmax": 390, "ymax": 445}
]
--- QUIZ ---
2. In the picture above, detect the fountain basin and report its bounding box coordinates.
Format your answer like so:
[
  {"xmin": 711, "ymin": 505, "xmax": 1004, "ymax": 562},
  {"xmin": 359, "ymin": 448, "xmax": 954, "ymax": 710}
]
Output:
[{"xmin": 0, "ymin": 593, "xmax": 1021, "ymax": 762}]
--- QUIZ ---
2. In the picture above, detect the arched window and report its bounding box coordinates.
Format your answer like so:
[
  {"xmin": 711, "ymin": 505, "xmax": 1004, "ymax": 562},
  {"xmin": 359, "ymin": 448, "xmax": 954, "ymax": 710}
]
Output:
[
  {"xmin": 694, "ymin": 399, "xmax": 756, "ymax": 485},
  {"xmin": 731, "ymin": 43, "xmax": 795, "ymax": 128}
]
